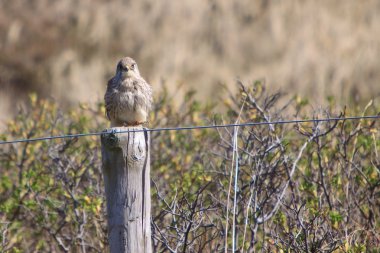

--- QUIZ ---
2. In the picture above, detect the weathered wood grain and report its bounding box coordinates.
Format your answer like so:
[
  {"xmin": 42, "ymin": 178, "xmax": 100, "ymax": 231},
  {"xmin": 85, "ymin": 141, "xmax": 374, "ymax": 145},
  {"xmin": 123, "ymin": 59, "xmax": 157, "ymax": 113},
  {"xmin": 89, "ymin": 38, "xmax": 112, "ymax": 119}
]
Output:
[{"xmin": 101, "ymin": 127, "xmax": 151, "ymax": 253}]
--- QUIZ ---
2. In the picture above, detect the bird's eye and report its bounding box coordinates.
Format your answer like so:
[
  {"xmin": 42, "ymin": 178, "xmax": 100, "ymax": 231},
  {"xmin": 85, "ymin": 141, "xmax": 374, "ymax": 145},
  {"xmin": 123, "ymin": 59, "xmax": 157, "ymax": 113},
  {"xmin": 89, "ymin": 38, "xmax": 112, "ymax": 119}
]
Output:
[{"xmin": 131, "ymin": 63, "xmax": 136, "ymax": 69}]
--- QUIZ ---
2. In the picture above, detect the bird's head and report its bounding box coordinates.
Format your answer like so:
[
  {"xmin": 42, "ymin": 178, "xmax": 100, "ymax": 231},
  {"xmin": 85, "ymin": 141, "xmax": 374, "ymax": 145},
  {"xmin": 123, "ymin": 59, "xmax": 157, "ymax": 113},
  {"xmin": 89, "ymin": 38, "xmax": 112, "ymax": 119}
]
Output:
[{"xmin": 116, "ymin": 57, "xmax": 140, "ymax": 79}]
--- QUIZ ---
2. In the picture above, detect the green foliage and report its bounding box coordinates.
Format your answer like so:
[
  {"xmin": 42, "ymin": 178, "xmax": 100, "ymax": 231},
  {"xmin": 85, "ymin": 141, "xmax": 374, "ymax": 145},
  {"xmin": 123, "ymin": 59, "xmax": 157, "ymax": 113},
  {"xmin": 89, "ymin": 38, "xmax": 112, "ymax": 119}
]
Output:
[
  {"xmin": 0, "ymin": 85, "xmax": 379, "ymax": 252},
  {"xmin": 0, "ymin": 95, "xmax": 107, "ymax": 252}
]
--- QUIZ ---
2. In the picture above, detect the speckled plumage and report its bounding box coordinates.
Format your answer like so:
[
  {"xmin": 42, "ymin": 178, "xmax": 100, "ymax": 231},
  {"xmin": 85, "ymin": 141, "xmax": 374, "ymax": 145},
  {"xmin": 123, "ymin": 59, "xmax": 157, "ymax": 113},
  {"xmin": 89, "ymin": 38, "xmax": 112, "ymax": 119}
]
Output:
[{"xmin": 104, "ymin": 57, "xmax": 152, "ymax": 127}]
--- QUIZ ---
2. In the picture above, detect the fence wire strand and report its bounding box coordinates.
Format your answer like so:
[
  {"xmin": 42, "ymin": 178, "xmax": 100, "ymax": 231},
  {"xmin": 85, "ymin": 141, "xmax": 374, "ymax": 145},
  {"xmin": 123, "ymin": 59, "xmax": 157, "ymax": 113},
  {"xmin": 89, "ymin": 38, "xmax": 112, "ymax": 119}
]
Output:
[{"xmin": 0, "ymin": 115, "xmax": 379, "ymax": 145}]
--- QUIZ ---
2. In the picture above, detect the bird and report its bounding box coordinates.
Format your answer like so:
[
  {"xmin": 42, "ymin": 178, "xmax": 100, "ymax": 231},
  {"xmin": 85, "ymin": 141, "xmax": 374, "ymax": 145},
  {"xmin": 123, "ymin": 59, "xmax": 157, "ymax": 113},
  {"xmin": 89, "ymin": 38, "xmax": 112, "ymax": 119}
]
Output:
[{"xmin": 104, "ymin": 57, "xmax": 153, "ymax": 127}]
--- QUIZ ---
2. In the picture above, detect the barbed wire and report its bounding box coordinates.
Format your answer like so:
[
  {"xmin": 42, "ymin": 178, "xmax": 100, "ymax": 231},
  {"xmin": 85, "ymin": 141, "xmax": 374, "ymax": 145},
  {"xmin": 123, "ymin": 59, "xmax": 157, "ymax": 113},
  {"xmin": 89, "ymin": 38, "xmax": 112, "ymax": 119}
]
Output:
[{"xmin": 0, "ymin": 115, "xmax": 378, "ymax": 145}]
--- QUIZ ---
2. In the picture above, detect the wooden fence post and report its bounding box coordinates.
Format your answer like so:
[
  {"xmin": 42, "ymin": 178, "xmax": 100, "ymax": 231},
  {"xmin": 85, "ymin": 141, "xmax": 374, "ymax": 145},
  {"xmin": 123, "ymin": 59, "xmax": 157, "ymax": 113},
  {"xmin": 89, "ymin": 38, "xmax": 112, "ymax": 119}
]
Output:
[{"xmin": 101, "ymin": 126, "xmax": 152, "ymax": 253}]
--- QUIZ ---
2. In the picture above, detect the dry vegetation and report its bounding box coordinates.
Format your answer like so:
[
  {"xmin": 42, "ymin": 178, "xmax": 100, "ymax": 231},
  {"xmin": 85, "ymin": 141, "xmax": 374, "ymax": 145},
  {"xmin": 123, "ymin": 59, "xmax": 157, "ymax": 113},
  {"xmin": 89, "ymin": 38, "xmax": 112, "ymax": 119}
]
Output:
[
  {"xmin": 0, "ymin": 84, "xmax": 379, "ymax": 252},
  {"xmin": 1, "ymin": 0, "xmax": 380, "ymax": 124}
]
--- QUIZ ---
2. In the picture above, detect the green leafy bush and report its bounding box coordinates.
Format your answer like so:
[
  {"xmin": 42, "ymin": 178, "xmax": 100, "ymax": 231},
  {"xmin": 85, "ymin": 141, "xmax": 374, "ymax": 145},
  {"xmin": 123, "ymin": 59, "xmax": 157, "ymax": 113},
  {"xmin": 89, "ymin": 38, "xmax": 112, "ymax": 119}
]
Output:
[{"xmin": 0, "ymin": 84, "xmax": 379, "ymax": 252}]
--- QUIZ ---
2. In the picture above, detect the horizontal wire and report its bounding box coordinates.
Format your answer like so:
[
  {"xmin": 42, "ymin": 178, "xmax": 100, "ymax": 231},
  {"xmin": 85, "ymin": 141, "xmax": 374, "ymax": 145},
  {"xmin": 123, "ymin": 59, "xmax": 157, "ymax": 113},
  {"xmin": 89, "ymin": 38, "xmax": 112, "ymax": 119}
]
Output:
[{"xmin": 0, "ymin": 115, "xmax": 378, "ymax": 145}]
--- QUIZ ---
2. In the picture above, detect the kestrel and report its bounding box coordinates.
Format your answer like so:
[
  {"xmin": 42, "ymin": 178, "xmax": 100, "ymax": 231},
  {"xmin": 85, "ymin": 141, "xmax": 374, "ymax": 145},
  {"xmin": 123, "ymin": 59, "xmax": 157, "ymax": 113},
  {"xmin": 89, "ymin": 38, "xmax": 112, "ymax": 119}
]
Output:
[{"xmin": 104, "ymin": 57, "xmax": 153, "ymax": 127}]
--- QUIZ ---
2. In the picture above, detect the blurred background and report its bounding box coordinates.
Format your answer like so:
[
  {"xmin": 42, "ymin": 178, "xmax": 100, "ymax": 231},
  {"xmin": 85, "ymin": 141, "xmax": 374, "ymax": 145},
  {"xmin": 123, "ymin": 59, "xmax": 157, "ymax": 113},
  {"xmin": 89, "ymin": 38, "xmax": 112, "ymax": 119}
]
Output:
[{"xmin": 1, "ymin": 0, "xmax": 379, "ymax": 125}]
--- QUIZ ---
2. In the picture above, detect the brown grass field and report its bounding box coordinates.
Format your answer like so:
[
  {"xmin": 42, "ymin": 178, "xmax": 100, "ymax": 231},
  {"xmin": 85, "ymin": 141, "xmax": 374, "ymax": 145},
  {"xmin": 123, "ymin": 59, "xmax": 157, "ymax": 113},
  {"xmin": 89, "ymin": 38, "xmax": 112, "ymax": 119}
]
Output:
[{"xmin": 0, "ymin": 0, "xmax": 380, "ymax": 124}]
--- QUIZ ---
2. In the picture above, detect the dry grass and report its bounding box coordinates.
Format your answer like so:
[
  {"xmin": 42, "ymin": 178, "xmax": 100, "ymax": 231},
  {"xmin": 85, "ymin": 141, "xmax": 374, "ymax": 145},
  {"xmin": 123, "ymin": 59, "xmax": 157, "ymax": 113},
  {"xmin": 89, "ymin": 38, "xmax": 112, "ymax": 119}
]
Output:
[{"xmin": 1, "ymin": 0, "xmax": 380, "ymax": 124}]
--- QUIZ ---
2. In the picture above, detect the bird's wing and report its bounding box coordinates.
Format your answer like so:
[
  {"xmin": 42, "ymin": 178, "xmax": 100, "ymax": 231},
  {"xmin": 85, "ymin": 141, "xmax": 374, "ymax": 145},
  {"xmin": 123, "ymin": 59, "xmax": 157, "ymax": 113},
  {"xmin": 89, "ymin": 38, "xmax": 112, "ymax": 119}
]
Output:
[{"xmin": 104, "ymin": 78, "xmax": 114, "ymax": 120}]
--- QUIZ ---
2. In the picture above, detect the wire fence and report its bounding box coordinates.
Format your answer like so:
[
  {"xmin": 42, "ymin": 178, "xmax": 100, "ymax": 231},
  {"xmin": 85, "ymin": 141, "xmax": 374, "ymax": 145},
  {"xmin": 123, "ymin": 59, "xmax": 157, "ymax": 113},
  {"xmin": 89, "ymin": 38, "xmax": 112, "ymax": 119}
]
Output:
[{"xmin": 0, "ymin": 115, "xmax": 379, "ymax": 145}]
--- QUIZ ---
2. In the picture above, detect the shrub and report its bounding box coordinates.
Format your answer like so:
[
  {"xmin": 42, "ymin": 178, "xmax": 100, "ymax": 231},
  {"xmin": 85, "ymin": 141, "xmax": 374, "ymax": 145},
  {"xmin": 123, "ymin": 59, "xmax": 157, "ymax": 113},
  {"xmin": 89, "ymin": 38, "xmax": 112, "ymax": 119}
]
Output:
[{"xmin": 0, "ymin": 83, "xmax": 379, "ymax": 252}]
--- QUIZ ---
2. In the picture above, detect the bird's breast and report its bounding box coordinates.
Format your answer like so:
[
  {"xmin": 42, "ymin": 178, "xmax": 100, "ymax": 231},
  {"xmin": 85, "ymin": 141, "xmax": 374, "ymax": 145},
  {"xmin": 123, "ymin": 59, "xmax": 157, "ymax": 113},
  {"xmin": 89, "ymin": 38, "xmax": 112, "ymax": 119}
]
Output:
[{"xmin": 105, "ymin": 76, "xmax": 151, "ymax": 125}]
